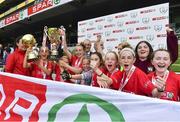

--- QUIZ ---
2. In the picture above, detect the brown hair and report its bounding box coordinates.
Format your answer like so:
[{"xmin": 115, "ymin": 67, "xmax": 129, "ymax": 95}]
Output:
[
  {"xmin": 105, "ymin": 51, "xmax": 119, "ymax": 62},
  {"xmin": 91, "ymin": 52, "xmax": 104, "ymax": 67},
  {"xmin": 135, "ymin": 41, "xmax": 153, "ymax": 61},
  {"xmin": 151, "ymin": 48, "xmax": 172, "ymax": 61}
]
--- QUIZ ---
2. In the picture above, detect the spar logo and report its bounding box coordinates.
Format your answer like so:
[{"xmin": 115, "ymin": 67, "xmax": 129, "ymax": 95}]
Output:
[{"xmin": 48, "ymin": 94, "xmax": 125, "ymax": 122}]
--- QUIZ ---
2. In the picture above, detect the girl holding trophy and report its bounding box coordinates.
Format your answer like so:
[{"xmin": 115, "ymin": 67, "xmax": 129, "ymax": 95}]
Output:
[{"xmin": 23, "ymin": 46, "xmax": 53, "ymax": 80}]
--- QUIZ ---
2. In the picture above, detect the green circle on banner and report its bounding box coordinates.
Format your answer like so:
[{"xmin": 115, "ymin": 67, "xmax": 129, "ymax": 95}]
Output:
[
  {"xmin": 48, "ymin": 94, "xmax": 125, "ymax": 122},
  {"xmin": 54, "ymin": 0, "xmax": 61, "ymax": 5}
]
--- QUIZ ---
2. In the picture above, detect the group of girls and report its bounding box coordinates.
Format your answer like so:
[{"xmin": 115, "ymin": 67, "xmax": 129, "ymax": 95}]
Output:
[{"xmin": 16, "ymin": 28, "xmax": 180, "ymax": 102}]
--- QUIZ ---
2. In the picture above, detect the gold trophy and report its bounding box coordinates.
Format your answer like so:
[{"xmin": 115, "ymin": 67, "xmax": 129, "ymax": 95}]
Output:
[
  {"xmin": 21, "ymin": 34, "xmax": 38, "ymax": 61},
  {"xmin": 44, "ymin": 26, "xmax": 63, "ymax": 60}
]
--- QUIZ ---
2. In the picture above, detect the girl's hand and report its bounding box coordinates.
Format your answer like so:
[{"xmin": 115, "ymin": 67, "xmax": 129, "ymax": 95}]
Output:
[
  {"xmin": 90, "ymin": 60, "xmax": 98, "ymax": 70},
  {"xmin": 154, "ymin": 76, "xmax": 166, "ymax": 92},
  {"xmin": 97, "ymin": 76, "xmax": 109, "ymax": 88},
  {"xmin": 59, "ymin": 60, "xmax": 68, "ymax": 67},
  {"xmin": 26, "ymin": 47, "xmax": 32, "ymax": 55}
]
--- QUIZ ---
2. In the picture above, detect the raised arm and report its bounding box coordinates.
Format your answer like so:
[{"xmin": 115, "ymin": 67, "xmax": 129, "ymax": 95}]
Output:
[
  {"xmin": 61, "ymin": 29, "xmax": 72, "ymax": 60},
  {"xmin": 59, "ymin": 60, "xmax": 82, "ymax": 74},
  {"xmin": 166, "ymin": 28, "xmax": 178, "ymax": 63}
]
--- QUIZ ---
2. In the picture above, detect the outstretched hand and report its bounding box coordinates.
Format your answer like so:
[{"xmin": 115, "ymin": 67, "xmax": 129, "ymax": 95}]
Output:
[{"xmin": 61, "ymin": 70, "xmax": 71, "ymax": 80}]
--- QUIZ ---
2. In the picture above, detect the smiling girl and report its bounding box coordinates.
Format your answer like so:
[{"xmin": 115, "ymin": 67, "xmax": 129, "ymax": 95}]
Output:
[
  {"xmin": 23, "ymin": 46, "xmax": 53, "ymax": 80},
  {"xmin": 148, "ymin": 49, "xmax": 180, "ymax": 101},
  {"xmin": 118, "ymin": 48, "xmax": 161, "ymax": 97},
  {"xmin": 134, "ymin": 41, "xmax": 154, "ymax": 74},
  {"xmin": 91, "ymin": 51, "xmax": 123, "ymax": 90}
]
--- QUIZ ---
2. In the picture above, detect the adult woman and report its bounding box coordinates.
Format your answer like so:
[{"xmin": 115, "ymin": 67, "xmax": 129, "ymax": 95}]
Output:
[
  {"xmin": 148, "ymin": 49, "xmax": 180, "ymax": 101},
  {"xmin": 134, "ymin": 41, "xmax": 154, "ymax": 74}
]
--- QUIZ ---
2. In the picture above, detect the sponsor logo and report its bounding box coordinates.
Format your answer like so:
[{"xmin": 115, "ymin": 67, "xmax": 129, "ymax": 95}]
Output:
[
  {"xmin": 125, "ymin": 20, "xmax": 139, "ymax": 25},
  {"xmin": 89, "ymin": 21, "xmax": 94, "ymax": 26},
  {"xmin": 117, "ymin": 21, "xmax": 124, "ymax": 27},
  {"xmin": 130, "ymin": 12, "xmax": 138, "ymax": 18},
  {"xmin": 86, "ymin": 27, "xmax": 96, "ymax": 31},
  {"xmin": 95, "ymin": 18, "xmax": 105, "ymax": 22},
  {"xmin": 54, "ymin": 0, "xmax": 61, "ymax": 5},
  {"xmin": 146, "ymin": 35, "xmax": 154, "ymax": 41},
  {"xmin": 140, "ymin": 9, "xmax": 155, "ymax": 14},
  {"xmin": 28, "ymin": 0, "xmax": 53, "ymax": 15},
  {"xmin": 79, "ymin": 22, "xmax": 87, "ymax": 26},
  {"xmin": 115, "ymin": 14, "xmax": 127, "ymax": 18},
  {"xmin": 87, "ymin": 34, "xmax": 92, "ymax": 38},
  {"xmin": 113, "ymin": 29, "xmax": 125, "ymax": 33},
  {"xmin": 93, "ymin": 32, "xmax": 103, "ymax": 36},
  {"xmin": 142, "ymin": 17, "xmax": 150, "ymax": 24},
  {"xmin": 5, "ymin": 12, "xmax": 19, "ymax": 25},
  {"xmin": 127, "ymin": 28, "xmax": 134, "ymax": 34},
  {"xmin": 136, "ymin": 26, "xmax": 151, "ymax": 30},
  {"xmin": 104, "ymin": 24, "xmax": 115, "ymax": 28},
  {"xmin": 159, "ymin": 7, "xmax": 168, "ymax": 14},
  {"xmin": 129, "ymin": 36, "xmax": 143, "ymax": 40},
  {"xmin": 154, "ymin": 25, "xmax": 162, "ymax": 32},
  {"xmin": 105, "ymin": 31, "xmax": 111, "ymax": 37},
  {"xmin": 152, "ymin": 16, "xmax": 168, "ymax": 21},
  {"xmin": 48, "ymin": 94, "xmax": 125, "ymax": 122},
  {"xmin": 157, "ymin": 34, "xmax": 166, "ymax": 37},
  {"xmin": 97, "ymin": 25, "xmax": 103, "ymax": 30},
  {"xmin": 106, "ymin": 38, "xmax": 118, "ymax": 42},
  {"xmin": 81, "ymin": 28, "xmax": 86, "ymax": 33}
]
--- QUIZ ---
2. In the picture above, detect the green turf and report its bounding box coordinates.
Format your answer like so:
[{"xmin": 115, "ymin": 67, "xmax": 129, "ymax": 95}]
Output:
[{"xmin": 171, "ymin": 44, "xmax": 180, "ymax": 72}]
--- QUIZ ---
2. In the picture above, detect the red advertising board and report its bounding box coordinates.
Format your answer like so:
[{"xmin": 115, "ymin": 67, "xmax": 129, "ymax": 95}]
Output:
[
  {"xmin": 5, "ymin": 12, "xmax": 19, "ymax": 25},
  {"xmin": 28, "ymin": 0, "xmax": 53, "ymax": 16}
]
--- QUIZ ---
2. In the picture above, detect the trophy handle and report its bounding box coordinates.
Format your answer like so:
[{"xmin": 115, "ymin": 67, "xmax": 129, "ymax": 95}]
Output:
[
  {"xmin": 59, "ymin": 25, "xmax": 66, "ymax": 40},
  {"xmin": 44, "ymin": 26, "xmax": 48, "ymax": 36},
  {"xmin": 42, "ymin": 26, "xmax": 48, "ymax": 47}
]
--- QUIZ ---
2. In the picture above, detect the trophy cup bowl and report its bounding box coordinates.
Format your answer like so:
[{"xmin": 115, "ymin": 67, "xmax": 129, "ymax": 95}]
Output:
[
  {"xmin": 46, "ymin": 27, "xmax": 62, "ymax": 60},
  {"xmin": 21, "ymin": 34, "xmax": 38, "ymax": 61}
]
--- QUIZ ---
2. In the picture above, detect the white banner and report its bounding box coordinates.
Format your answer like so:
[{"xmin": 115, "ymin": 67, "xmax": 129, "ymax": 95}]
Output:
[
  {"xmin": 78, "ymin": 3, "xmax": 169, "ymax": 50},
  {"xmin": 0, "ymin": 72, "xmax": 180, "ymax": 122}
]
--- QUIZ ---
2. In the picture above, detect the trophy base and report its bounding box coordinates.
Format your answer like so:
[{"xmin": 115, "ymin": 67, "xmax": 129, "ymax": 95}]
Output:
[{"xmin": 27, "ymin": 57, "xmax": 38, "ymax": 62}]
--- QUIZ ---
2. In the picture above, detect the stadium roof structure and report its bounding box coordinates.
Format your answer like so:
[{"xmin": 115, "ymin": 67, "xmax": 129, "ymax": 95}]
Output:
[
  {"xmin": 0, "ymin": 0, "xmax": 25, "ymax": 14},
  {"xmin": 0, "ymin": 0, "xmax": 180, "ymax": 44}
]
